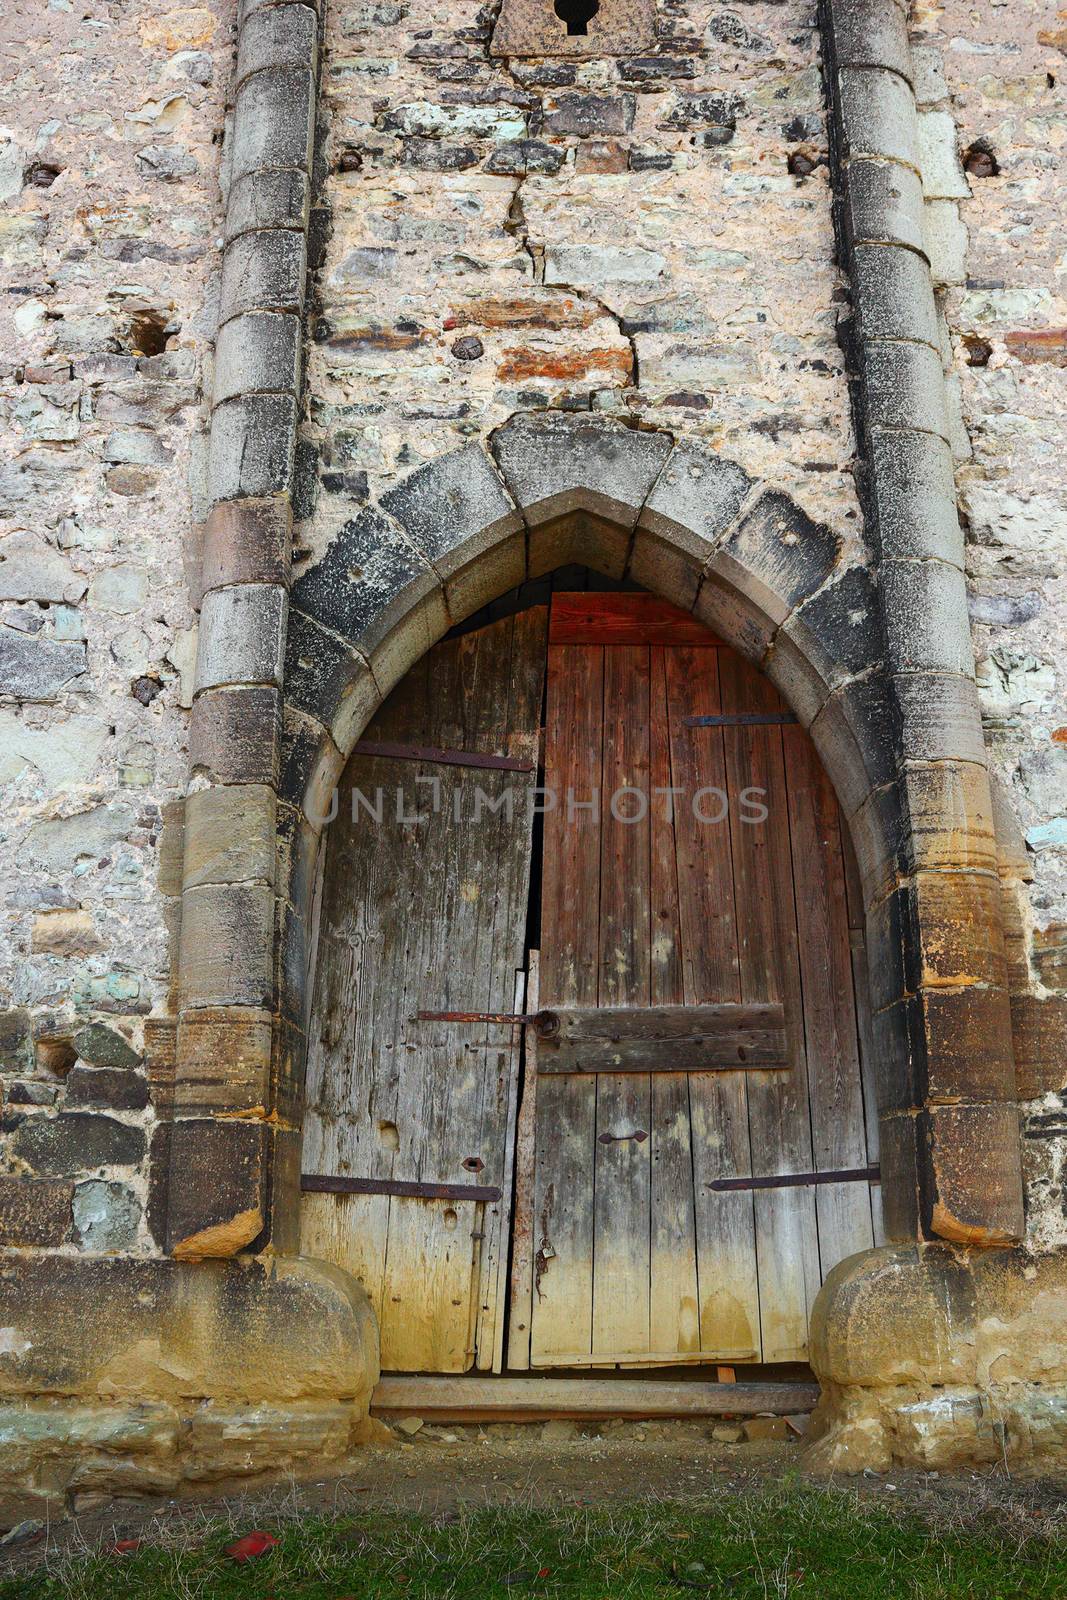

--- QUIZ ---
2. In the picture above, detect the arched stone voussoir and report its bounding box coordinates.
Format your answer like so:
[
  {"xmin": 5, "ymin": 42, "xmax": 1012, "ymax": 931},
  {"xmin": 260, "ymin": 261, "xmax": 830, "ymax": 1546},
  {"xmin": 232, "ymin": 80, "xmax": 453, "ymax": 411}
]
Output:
[
  {"xmin": 379, "ymin": 442, "xmax": 526, "ymax": 621},
  {"xmin": 694, "ymin": 489, "xmax": 844, "ymax": 667},
  {"xmin": 631, "ymin": 437, "xmax": 756, "ymax": 609},
  {"xmin": 280, "ymin": 702, "xmax": 345, "ymax": 835},
  {"xmin": 765, "ymin": 561, "xmax": 883, "ymax": 728},
  {"xmin": 491, "ymin": 412, "xmax": 673, "ymax": 578}
]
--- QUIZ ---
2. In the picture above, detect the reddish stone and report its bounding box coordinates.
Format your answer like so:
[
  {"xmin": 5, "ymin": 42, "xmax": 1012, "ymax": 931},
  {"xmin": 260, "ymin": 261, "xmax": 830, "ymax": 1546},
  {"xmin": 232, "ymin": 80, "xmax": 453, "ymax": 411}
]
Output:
[
  {"xmin": 495, "ymin": 346, "xmax": 633, "ymax": 381},
  {"xmin": 1004, "ymin": 328, "xmax": 1067, "ymax": 365}
]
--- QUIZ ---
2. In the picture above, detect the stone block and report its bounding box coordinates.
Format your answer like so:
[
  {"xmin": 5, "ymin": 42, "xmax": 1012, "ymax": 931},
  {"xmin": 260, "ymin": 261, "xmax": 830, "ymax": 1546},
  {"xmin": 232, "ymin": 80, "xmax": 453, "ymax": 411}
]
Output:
[
  {"xmin": 634, "ymin": 439, "xmax": 753, "ymax": 606},
  {"xmin": 893, "ymin": 671, "xmax": 985, "ymax": 766},
  {"xmin": 881, "ymin": 559, "xmax": 974, "ymax": 675},
  {"xmin": 925, "ymin": 1101, "xmax": 1024, "ymax": 1245},
  {"xmin": 852, "ymin": 243, "xmax": 938, "ymax": 349},
  {"xmin": 230, "ymin": 65, "xmax": 315, "ymax": 185},
  {"xmin": 208, "ymin": 392, "xmax": 298, "ymax": 504},
  {"xmin": 861, "ymin": 340, "xmax": 949, "ymax": 440},
  {"xmin": 809, "ymin": 675, "xmax": 899, "ymax": 821},
  {"xmin": 186, "ymin": 1400, "xmax": 351, "ymax": 1480},
  {"xmin": 10, "ymin": 1113, "xmax": 145, "ymax": 1177},
  {"xmin": 379, "ymin": 446, "xmax": 522, "ymax": 583},
  {"xmin": 1012, "ymin": 995, "xmax": 1067, "ymax": 1099},
  {"xmin": 182, "ymin": 784, "xmax": 277, "ymax": 890},
  {"xmin": 0, "ymin": 1177, "xmax": 73, "ymax": 1247},
  {"xmin": 71, "ymin": 1180, "xmax": 142, "ymax": 1251},
  {"xmin": 543, "ymin": 244, "xmax": 666, "ymax": 287},
  {"xmin": 916, "ymin": 110, "xmax": 969, "ymax": 200},
  {"xmin": 0, "ymin": 1010, "xmax": 33, "ymax": 1072},
  {"xmin": 157, "ymin": 801, "xmax": 186, "ymax": 898},
  {"xmin": 195, "ymin": 583, "xmax": 287, "ymax": 692},
  {"xmin": 868, "ymin": 427, "xmax": 963, "ymax": 566},
  {"xmin": 922, "ymin": 200, "xmax": 967, "ymax": 288},
  {"xmin": 826, "ymin": 0, "xmax": 911, "ymax": 80},
  {"xmin": 144, "ymin": 1016, "xmax": 177, "ymax": 1117},
  {"xmin": 876, "ymin": 1111, "xmax": 921, "ymax": 1241},
  {"xmin": 200, "ymin": 496, "xmax": 292, "ymax": 596},
  {"xmin": 0, "ymin": 1252, "xmax": 378, "ymax": 1405},
  {"xmin": 843, "ymin": 157, "xmax": 925, "ymax": 255},
  {"xmin": 0, "ymin": 634, "xmax": 85, "ymax": 701},
  {"xmin": 30, "ymin": 908, "xmax": 102, "ymax": 957},
  {"xmin": 698, "ymin": 491, "xmax": 843, "ymax": 665},
  {"xmin": 175, "ymin": 1006, "xmax": 273, "ymax": 1115},
  {"xmin": 285, "ymin": 607, "xmax": 375, "ymax": 733},
  {"xmin": 542, "ymin": 93, "xmax": 636, "ymax": 136},
  {"xmin": 772, "ymin": 563, "xmax": 883, "ymax": 724},
  {"xmin": 280, "ymin": 705, "xmax": 344, "ymax": 825},
  {"xmin": 220, "ymin": 229, "xmax": 307, "ymax": 325},
  {"xmin": 236, "ymin": 2, "xmax": 318, "ymax": 86},
  {"xmin": 903, "ymin": 761, "xmax": 997, "ymax": 875},
  {"xmin": 178, "ymin": 882, "xmax": 275, "ymax": 1009},
  {"xmin": 444, "ymin": 531, "xmax": 527, "ymax": 629},
  {"xmin": 847, "ymin": 779, "xmax": 908, "ymax": 906},
  {"xmin": 492, "ymin": 414, "xmax": 671, "ymax": 543},
  {"xmin": 291, "ymin": 506, "xmax": 438, "ymax": 650},
  {"xmin": 26, "ymin": 803, "xmax": 135, "ymax": 874},
  {"xmin": 165, "ymin": 1118, "xmax": 267, "ymax": 1257},
  {"xmin": 189, "ymin": 685, "xmax": 282, "ymax": 786},
  {"xmin": 65, "ymin": 1065, "xmax": 150, "ymax": 1112},
  {"xmin": 213, "ymin": 312, "xmax": 301, "ymax": 406},
  {"xmin": 837, "ymin": 66, "xmax": 919, "ymax": 169},
  {"xmin": 490, "ymin": 0, "xmax": 654, "ymax": 58},
  {"xmin": 226, "ymin": 168, "xmax": 310, "ymax": 241}
]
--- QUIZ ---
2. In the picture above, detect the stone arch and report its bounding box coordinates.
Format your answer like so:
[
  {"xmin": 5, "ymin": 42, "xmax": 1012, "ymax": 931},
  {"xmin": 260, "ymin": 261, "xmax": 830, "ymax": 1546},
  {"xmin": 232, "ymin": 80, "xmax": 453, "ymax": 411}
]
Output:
[{"xmin": 167, "ymin": 412, "xmax": 1024, "ymax": 1266}]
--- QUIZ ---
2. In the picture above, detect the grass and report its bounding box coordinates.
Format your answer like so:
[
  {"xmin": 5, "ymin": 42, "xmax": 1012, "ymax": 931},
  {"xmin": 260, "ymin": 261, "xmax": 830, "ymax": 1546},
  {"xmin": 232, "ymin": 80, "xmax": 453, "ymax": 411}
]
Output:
[{"xmin": 2, "ymin": 1483, "xmax": 1065, "ymax": 1600}]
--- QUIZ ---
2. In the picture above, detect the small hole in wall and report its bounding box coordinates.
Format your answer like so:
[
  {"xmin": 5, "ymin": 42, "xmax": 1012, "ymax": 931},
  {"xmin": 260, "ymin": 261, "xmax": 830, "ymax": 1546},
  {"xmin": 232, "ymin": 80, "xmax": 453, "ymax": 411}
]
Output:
[
  {"xmin": 127, "ymin": 308, "xmax": 171, "ymax": 357},
  {"xmin": 379, "ymin": 1120, "xmax": 399, "ymax": 1150},
  {"xmin": 553, "ymin": 0, "xmax": 600, "ymax": 35},
  {"xmin": 963, "ymin": 334, "xmax": 993, "ymax": 368},
  {"xmin": 962, "ymin": 141, "xmax": 999, "ymax": 178}
]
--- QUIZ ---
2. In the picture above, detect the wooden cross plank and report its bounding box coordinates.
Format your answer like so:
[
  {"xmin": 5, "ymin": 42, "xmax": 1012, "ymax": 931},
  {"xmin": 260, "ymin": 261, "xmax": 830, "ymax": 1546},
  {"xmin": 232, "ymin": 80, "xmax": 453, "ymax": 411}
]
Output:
[{"xmin": 535, "ymin": 1004, "xmax": 788, "ymax": 1073}]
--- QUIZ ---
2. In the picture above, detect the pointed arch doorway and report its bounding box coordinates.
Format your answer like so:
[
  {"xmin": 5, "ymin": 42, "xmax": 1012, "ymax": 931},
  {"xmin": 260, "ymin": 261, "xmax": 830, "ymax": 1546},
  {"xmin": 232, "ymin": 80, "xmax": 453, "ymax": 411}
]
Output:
[{"xmin": 301, "ymin": 584, "xmax": 881, "ymax": 1376}]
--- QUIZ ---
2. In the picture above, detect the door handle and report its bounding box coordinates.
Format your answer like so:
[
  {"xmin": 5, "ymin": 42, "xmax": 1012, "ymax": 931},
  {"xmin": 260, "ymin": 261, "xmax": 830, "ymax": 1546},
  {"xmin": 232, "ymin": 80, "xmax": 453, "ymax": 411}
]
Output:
[{"xmin": 598, "ymin": 1129, "xmax": 648, "ymax": 1145}]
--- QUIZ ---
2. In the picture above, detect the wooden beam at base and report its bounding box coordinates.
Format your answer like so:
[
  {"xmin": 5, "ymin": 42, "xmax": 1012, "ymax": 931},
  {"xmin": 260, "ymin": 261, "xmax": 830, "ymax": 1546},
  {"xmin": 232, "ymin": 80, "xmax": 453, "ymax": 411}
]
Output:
[{"xmin": 370, "ymin": 1375, "xmax": 819, "ymax": 1421}]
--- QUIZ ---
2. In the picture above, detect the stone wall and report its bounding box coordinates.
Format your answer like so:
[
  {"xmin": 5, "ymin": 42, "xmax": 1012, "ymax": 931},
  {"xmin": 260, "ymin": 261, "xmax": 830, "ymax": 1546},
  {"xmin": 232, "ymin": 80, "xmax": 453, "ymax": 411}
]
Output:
[
  {"xmin": 0, "ymin": 3, "xmax": 234, "ymax": 1250},
  {"xmin": 303, "ymin": 0, "xmax": 863, "ymax": 577},
  {"xmin": 1, "ymin": 0, "xmax": 1065, "ymax": 1282},
  {"xmin": 909, "ymin": 1, "xmax": 1067, "ymax": 1250}
]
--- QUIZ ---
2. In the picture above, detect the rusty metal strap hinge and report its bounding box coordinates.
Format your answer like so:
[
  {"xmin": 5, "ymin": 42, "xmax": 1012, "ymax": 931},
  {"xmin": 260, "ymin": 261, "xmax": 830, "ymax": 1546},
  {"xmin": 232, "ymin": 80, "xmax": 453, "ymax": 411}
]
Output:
[
  {"xmin": 709, "ymin": 1164, "xmax": 880, "ymax": 1192},
  {"xmin": 353, "ymin": 739, "xmax": 533, "ymax": 773},
  {"xmin": 302, "ymin": 1175, "xmax": 502, "ymax": 1203},
  {"xmin": 683, "ymin": 713, "xmax": 799, "ymax": 728}
]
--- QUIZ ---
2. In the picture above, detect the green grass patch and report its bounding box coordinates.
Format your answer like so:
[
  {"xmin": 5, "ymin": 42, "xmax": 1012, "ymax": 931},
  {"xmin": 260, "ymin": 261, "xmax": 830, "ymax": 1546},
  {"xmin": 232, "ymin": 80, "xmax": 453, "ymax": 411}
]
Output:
[{"xmin": 4, "ymin": 1484, "xmax": 1064, "ymax": 1600}]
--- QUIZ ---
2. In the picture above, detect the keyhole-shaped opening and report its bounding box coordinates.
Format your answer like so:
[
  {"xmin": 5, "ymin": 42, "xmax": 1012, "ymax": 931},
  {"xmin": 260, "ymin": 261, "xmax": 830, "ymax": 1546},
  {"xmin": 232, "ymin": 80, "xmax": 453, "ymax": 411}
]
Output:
[{"xmin": 554, "ymin": 0, "xmax": 599, "ymax": 35}]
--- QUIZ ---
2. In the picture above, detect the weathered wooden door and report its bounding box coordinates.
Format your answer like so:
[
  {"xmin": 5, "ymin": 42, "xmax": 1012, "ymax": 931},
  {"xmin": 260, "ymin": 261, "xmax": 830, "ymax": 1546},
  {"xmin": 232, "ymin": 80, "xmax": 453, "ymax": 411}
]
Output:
[
  {"xmin": 301, "ymin": 610, "xmax": 547, "ymax": 1372},
  {"xmin": 510, "ymin": 595, "xmax": 879, "ymax": 1369}
]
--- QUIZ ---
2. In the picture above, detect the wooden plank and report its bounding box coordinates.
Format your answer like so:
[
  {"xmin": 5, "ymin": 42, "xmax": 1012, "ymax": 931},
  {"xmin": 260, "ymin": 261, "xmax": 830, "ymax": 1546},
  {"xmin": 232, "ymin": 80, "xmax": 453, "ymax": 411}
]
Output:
[
  {"xmin": 783, "ymin": 726, "xmax": 875, "ymax": 1278},
  {"xmin": 531, "ymin": 644, "xmax": 602, "ymax": 1363},
  {"xmin": 665, "ymin": 645, "xmax": 760, "ymax": 1361},
  {"xmin": 648, "ymin": 646, "xmax": 700, "ymax": 1357},
  {"xmin": 550, "ymin": 593, "xmax": 721, "ymax": 647},
  {"xmin": 479, "ymin": 968, "xmax": 526, "ymax": 1374},
  {"xmin": 535, "ymin": 1004, "xmax": 788, "ymax": 1072},
  {"xmin": 507, "ymin": 953, "xmax": 539, "ymax": 1371},
  {"xmin": 719, "ymin": 652, "xmax": 820, "ymax": 1365},
  {"xmin": 371, "ymin": 1374, "xmax": 820, "ymax": 1419},
  {"xmin": 593, "ymin": 645, "xmax": 652, "ymax": 1359},
  {"xmin": 302, "ymin": 610, "xmax": 547, "ymax": 1372},
  {"xmin": 841, "ymin": 821, "xmax": 884, "ymax": 1245}
]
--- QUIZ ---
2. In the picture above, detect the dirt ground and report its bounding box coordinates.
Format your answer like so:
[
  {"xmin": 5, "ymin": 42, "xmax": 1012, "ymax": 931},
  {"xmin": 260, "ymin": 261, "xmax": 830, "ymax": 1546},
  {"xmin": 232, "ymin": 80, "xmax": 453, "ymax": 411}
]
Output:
[{"xmin": 5, "ymin": 1417, "xmax": 1063, "ymax": 1574}]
